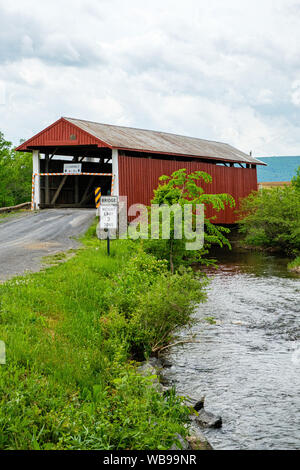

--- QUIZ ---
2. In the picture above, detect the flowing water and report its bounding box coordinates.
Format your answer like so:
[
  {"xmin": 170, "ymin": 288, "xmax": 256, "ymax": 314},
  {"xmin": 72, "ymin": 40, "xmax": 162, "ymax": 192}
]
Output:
[{"xmin": 164, "ymin": 248, "xmax": 300, "ymax": 450}]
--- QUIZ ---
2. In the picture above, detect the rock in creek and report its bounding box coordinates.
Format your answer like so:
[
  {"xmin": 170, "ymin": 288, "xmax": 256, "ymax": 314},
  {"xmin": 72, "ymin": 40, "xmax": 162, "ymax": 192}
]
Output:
[
  {"xmin": 182, "ymin": 395, "xmax": 205, "ymax": 410},
  {"xmin": 137, "ymin": 362, "xmax": 157, "ymax": 376},
  {"xmin": 138, "ymin": 362, "xmax": 215, "ymax": 449},
  {"xmin": 159, "ymin": 357, "xmax": 173, "ymax": 368},
  {"xmin": 170, "ymin": 434, "xmax": 190, "ymax": 451},
  {"xmin": 148, "ymin": 357, "xmax": 163, "ymax": 368},
  {"xmin": 185, "ymin": 396, "xmax": 222, "ymax": 429},
  {"xmin": 186, "ymin": 433, "xmax": 213, "ymax": 451},
  {"xmin": 195, "ymin": 409, "xmax": 222, "ymax": 429},
  {"xmin": 137, "ymin": 362, "xmax": 164, "ymax": 392},
  {"xmin": 193, "ymin": 397, "xmax": 205, "ymax": 411}
]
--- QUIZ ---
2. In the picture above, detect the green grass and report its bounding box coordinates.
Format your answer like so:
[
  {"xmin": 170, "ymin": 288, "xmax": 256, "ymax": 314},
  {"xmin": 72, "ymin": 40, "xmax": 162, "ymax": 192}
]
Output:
[
  {"xmin": 0, "ymin": 221, "xmax": 207, "ymax": 450},
  {"xmin": 0, "ymin": 210, "xmax": 30, "ymax": 223}
]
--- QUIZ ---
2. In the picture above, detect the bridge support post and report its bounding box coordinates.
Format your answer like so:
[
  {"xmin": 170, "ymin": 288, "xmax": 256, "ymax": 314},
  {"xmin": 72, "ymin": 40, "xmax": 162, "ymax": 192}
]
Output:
[
  {"xmin": 112, "ymin": 149, "xmax": 119, "ymax": 196},
  {"xmin": 32, "ymin": 150, "xmax": 40, "ymax": 209},
  {"xmin": 45, "ymin": 154, "xmax": 50, "ymax": 205}
]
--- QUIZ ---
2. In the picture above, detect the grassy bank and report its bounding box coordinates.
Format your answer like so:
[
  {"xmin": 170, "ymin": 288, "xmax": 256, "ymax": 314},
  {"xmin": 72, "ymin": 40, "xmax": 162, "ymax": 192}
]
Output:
[
  {"xmin": 288, "ymin": 256, "xmax": 300, "ymax": 273},
  {"xmin": 0, "ymin": 222, "xmax": 207, "ymax": 450}
]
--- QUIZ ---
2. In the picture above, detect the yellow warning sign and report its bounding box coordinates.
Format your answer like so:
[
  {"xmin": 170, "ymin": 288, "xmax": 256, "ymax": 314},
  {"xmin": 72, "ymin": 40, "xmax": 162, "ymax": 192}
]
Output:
[{"xmin": 95, "ymin": 187, "xmax": 101, "ymax": 208}]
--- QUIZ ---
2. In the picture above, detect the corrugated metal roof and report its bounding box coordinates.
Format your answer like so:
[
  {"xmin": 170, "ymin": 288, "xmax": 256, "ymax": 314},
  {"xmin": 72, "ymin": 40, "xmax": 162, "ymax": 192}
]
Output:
[{"xmin": 64, "ymin": 117, "xmax": 265, "ymax": 165}]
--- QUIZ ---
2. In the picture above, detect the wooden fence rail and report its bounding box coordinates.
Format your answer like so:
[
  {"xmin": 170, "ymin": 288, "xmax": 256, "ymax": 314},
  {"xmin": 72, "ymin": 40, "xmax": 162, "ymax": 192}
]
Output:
[{"xmin": 0, "ymin": 202, "xmax": 31, "ymax": 214}]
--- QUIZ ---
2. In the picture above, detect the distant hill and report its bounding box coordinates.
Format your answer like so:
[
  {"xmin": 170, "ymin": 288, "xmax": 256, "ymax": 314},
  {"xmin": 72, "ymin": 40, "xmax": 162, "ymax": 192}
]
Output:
[{"xmin": 257, "ymin": 156, "xmax": 300, "ymax": 182}]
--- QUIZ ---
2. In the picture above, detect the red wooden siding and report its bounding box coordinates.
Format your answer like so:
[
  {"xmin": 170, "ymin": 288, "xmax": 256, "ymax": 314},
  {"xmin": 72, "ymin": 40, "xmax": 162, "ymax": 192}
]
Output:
[
  {"xmin": 118, "ymin": 154, "xmax": 257, "ymax": 224},
  {"xmin": 16, "ymin": 118, "xmax": 109, "ymax": 151}
]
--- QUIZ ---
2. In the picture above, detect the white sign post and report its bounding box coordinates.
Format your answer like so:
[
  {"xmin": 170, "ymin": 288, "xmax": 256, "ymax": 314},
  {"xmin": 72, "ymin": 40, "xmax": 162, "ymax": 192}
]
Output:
[{"xmin": 99, "ymin": 196, "xmax": 118, "ymax": 255}]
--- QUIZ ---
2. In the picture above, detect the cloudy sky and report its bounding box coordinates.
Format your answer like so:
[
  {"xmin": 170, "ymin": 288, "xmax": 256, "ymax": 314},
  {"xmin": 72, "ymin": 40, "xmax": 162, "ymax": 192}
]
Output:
[{"xmin": 1, "ymin": 0, "xmax": 300, "ymax": 156}]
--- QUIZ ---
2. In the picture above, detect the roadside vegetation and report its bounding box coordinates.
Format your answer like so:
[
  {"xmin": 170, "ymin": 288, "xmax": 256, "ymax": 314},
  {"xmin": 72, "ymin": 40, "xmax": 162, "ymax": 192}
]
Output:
[
  {"xmin": 0, "ymin": 223, "xmax": 207, "ymax": 450},
  {"xmin": 0, "ymin": 131, "xmax": 32, "ymax": 207},
  {"xmin": 237, "ymin": 166, "xmax": 300, "ymax": 262},
  {"xmin": 0, "ymin": 168, "xmax": 234, "ymax": 449}
]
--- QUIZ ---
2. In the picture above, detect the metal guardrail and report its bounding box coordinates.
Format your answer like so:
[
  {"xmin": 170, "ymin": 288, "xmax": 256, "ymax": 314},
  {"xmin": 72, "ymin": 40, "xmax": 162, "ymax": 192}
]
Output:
[{"xmin": 0, "ymin": 202, "xmax": 31, "ymax": 214}]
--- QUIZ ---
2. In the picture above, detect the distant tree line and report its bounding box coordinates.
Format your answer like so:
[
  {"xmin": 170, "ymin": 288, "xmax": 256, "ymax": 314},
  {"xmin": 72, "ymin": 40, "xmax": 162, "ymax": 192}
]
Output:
[{"xmin": 0, "ymin": 131, "xmax": 32, "ymax": 207}]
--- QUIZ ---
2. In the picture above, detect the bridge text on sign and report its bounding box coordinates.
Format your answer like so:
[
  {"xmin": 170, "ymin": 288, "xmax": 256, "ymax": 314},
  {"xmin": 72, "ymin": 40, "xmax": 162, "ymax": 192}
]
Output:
[
  {"xmin": 100, "ymin": 196, "xmax": 118, "ymax": 205},
  {"xmin": 99, "ymin": 196, "xmax": 118, "ymax": 230}
]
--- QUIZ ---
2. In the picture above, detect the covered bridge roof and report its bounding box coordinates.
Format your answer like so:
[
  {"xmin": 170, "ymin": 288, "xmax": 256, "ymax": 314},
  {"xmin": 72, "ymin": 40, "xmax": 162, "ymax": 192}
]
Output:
[{"xmin": 16, "ymin": 117, "xmax": 265, "ymax": 165}]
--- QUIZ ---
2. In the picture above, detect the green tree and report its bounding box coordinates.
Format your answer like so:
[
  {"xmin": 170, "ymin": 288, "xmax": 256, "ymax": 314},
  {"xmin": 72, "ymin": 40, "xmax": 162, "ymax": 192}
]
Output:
[
  {"xmin": 145, "ymin": 168, "xmax": 235, "ymax": 272},
  {"xmin": 0, "ymin": 131, "xmax": 32, "ymax": 207},
  {"xmin": 237, "ymin": 178, "xmax": 300, "ymax": 256},
  {"xmin": 291, "ymin": 165, "xmax": 300, "ymax": 191}
]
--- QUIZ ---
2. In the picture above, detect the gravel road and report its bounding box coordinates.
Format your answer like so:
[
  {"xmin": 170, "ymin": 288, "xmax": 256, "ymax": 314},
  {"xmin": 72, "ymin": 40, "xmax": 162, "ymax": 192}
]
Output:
[{"xmin": 0, "ymin": 209, "xmax": 95, "ymax": 281}]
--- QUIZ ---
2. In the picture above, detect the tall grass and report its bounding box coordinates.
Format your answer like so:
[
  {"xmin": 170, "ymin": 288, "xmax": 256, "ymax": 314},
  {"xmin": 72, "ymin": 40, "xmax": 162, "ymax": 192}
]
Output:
[{"xmin": 0, "ymin": 222, "xmax": 207, "ymax": 449}]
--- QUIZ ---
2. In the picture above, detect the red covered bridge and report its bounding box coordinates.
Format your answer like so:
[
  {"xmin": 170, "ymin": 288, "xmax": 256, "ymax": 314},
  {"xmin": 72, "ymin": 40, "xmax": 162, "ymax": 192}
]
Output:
[{"xmin": 16, "ymin": 117, "xmax": 265, "ymax": 224}]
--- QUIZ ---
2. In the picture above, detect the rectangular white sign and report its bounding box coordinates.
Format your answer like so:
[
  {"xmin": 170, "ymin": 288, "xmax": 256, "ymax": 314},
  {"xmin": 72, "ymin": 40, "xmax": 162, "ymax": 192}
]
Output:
[
  {"xmin": 100, "ymin": 205, "xmax": 118, "ymax": 230},
  {"xmin": 63, "ymin": 163, "xmax": 82, "ymax": 174}
]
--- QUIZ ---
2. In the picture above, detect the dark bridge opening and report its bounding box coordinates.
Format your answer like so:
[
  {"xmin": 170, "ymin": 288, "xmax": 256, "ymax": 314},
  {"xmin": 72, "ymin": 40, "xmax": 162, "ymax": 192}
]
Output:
[{"xmin": 37, "ymin": 147, "xmax": 112, "ymax": 208}]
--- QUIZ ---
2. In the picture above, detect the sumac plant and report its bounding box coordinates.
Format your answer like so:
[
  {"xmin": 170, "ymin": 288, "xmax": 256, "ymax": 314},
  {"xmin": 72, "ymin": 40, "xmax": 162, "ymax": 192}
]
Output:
[{"xmin": 145, "ymin": 168, "xmax": 235, "ymax": 272}]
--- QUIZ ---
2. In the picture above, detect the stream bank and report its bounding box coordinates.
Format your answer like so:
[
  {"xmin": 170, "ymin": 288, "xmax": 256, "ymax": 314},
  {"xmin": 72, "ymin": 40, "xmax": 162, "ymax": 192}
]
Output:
[{"xmin": 163, "ymin": 247, "xmax": 300, "ymax": 450}]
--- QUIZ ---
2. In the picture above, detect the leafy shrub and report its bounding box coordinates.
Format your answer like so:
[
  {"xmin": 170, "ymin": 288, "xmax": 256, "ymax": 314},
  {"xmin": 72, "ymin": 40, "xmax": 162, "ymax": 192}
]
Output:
[
  {"xmin": 127, "ymin": 267, "xmax": 207, "ymax": 356},
  {"xmin": 145, "ymin": 169, "xmax": 234, "ymax": 272},
  {"xmin": 237, "ymin": 184, "xmax": 300, "ymax": 256},
  {"xmin": 99, "ymin": 248, "xmax": 208, "ymax": 358}
]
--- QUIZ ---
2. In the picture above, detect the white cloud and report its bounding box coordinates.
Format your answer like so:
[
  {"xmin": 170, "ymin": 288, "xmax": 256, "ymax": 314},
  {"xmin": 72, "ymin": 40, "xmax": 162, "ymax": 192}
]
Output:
[
  {"xmin": 291, "ymin": 80, "xmax": 300, "ymax": 106},
  {"xmin": 0, "ymin": 0, "xmax": 300, "ymax": 155},
  {"xmin": 0, "ymin": 80, "xmax": 5, "ymax": 105}
]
